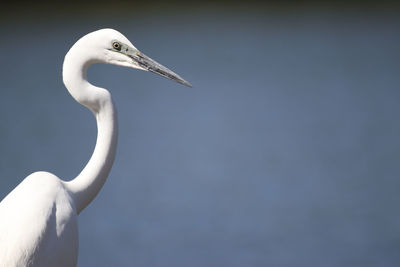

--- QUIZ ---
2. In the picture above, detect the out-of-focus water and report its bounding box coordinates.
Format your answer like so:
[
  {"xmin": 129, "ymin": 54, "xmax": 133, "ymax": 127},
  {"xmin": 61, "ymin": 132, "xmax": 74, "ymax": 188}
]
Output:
[{"xmin": 0, "ymin": 8, "xmax": 399, "ymax": 267}]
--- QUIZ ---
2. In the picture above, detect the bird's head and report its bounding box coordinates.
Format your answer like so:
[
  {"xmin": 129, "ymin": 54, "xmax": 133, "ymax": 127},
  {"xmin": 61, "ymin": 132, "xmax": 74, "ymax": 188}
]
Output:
[{"xmin": 66, "ymin": 28, "xmax": 192, "ymax": 87}]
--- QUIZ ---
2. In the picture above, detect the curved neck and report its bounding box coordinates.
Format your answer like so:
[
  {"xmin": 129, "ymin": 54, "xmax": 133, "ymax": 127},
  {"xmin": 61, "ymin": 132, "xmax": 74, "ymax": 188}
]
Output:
[{"xmin": 62, "ymin": 49, "xmax": 118, "ymax": 214}]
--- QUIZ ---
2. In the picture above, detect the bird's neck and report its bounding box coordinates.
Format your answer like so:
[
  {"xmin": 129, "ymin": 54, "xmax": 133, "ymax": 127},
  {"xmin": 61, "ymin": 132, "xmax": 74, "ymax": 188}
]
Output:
[{"xmin": 62, "ymin": 51, "xmax": 118, "ymax": 214}]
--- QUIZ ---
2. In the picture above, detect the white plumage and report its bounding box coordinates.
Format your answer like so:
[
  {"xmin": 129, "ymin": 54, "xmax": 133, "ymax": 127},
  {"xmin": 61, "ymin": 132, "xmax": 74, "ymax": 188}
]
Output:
[{"xmin": 0, "ymin": 29, "xmax": 190, "ymax": 267}]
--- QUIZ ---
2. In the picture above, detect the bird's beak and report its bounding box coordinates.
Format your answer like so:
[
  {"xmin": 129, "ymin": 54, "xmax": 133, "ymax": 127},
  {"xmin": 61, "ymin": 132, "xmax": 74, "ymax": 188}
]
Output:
[{"xmin": 127, "ymin": 50, "xmax": 192, "ymax": 88}]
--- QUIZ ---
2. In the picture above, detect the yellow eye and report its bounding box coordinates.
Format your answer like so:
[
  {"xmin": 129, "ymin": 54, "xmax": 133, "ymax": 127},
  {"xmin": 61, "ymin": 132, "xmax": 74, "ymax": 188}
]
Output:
[{"xmin": 112, "ymin": 41, "xmax": 121, "ymax": 51}]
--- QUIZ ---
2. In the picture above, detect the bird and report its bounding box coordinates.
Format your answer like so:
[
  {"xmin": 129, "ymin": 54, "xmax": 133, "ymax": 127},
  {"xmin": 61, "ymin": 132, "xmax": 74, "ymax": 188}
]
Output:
[{"xmin": 0, "ymin": 28, "xmax": 191, "ymax": 267}]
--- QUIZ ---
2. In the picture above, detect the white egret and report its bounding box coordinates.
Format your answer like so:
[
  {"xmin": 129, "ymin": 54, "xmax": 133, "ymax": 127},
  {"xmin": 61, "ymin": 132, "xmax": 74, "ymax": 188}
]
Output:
[{"xmin": 0, "ymin": 28, "xmax": 191, "ymax": 267}]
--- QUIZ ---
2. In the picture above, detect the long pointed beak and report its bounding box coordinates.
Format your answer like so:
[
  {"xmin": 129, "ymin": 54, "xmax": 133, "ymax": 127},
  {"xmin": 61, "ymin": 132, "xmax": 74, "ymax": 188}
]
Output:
[{"xmin": 128, "ymin": 50, "xmax": 192, "ymax": 88}]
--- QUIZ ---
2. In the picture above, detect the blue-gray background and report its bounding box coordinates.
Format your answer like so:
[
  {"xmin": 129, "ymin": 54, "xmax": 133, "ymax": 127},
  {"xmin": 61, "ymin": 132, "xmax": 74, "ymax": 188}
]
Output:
[{"xmin": 0, "ymin": 2, "xmax": 399, "ymax": 266}]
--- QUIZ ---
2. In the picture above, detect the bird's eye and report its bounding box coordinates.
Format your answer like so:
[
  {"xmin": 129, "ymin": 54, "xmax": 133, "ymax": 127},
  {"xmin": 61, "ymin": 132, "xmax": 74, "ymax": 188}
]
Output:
[{"xmin": 112, "ymin": 41, "xmax": 121, "ymax": 51}]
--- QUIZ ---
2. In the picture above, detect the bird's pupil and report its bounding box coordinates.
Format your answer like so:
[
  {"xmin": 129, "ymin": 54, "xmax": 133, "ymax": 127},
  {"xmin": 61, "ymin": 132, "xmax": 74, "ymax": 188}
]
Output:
[{"xmin": 113, "ymin": 42, "xmax": 120, "ymax": 50}]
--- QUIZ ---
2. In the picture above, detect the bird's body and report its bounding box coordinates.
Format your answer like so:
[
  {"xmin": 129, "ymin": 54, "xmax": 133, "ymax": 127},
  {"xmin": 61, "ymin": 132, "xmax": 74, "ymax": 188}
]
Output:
[
  {"xmin": 0, "ymin": 28, "xmax": 190, "ymax": 267},
  {"xmin": 0, "ymin": 172, "xmax": 78, "ymax": 267}
]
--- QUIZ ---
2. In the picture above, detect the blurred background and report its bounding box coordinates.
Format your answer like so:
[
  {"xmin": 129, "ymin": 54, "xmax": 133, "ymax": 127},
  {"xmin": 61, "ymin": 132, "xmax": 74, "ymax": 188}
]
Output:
[{"xmin": 0, "ymin": 1, "xmax": 399, "ymax": 266}]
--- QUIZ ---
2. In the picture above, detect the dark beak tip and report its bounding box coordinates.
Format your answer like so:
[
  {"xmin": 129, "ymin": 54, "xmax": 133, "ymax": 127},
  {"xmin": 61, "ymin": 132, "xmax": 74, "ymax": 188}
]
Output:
[{"xmin": 183, "ymin": 81, "xmax": 193, "ymax": 88}]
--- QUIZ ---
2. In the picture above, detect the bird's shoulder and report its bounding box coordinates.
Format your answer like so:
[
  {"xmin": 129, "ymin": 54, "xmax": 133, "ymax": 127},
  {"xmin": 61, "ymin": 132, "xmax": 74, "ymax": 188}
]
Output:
[{"xmin": 0, "ymin": 171, "xmax": 65, "ymax": 207}]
